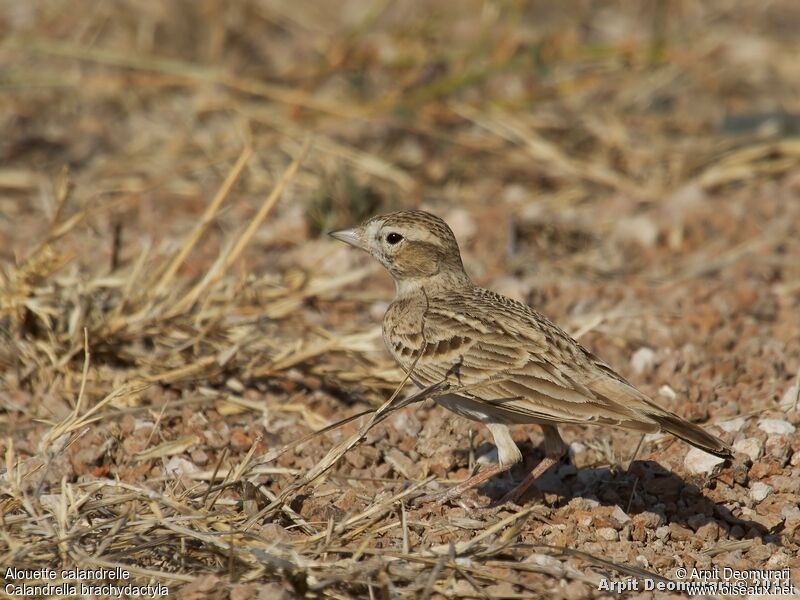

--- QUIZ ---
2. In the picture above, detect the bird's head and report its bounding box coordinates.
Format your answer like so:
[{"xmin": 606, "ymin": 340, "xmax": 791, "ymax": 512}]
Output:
[{"xmin": 330, "ymin": 210, "xmax": 471, "ymax": 296}]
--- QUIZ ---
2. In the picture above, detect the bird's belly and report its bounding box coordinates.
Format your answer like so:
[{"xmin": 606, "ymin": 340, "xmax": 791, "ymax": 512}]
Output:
[
  {"xmin": 433, "ymin": 392, "xmax": 553, "ymax": 426},
  {"xmin": 433, "ymin": 393, "xmax": 543, "ymax": 425},
  {"xmin": 435, "ymin": 394, "xmax": 493, "ymax": 422}
]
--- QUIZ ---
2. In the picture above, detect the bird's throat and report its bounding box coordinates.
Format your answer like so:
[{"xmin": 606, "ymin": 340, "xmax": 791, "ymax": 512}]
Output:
[{"xmin": 393, "ymin": 269, "xmax": 472, "ymax": 300}]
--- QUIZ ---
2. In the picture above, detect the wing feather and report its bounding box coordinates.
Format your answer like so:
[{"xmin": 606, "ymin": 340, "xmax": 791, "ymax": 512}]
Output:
[
  {"xmin": 388, "ymin": 290, "xmax": 659, "ymax": 428},
  {"xmin": 384, "ymin": 286, "xmax": 731, "ymax": 457}
]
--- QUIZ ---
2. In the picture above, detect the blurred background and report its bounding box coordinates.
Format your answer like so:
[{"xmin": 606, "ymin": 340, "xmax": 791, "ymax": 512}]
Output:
[
  {"xmin": 3, "ymin": 0, "xmax": 800, "ymax": 258},
  {"xmin": 2, "ymin": 1, "xmax": 800, "ymax": 594}
]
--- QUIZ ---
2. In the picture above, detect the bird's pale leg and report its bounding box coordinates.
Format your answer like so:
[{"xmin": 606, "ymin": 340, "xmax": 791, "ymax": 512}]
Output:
[
  {"xmin": 499, "ymin": 424, "xmax": 567, "ymax": 505},
  {"xmin": 414, "ymin": 463, "xmax": 511, "ymax": 506},
  {"xmin": 413, "ymin": 422, "xmax": 520, "ymax": 506}
]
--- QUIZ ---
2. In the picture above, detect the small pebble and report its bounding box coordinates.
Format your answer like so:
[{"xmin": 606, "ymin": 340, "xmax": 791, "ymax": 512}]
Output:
[
  {"xmin": 757, "ymin": 419, "xmax": 795, "ymax": 435},
  {"xmin": 523, "ymin": 553, "xmax": 563, "ymax": 569},
  {"xmin": 684, "ymin": 447, "xmax": 725, "ymax": 475},
  {"xmin": 569, "ymin": 441, "xmax": 587, "ymax": 456},
  {"xmin": 561, "ymin": 581, "xmax": 588, "ymax": 600},
  {"xmin": 610, "ymin": 505, "xmax": 631, "ymax": 527},
  {"xmin": 120, "ymin": 414, "xmax": 136, "ymax": 435},
  {"xmin": 164, "ymin": 456, "xmax": 198, "ymax": 477},
  {"xmin": 765, "ymin": 436, "xmax": 791, "ymax": 463},
  {"xmin": 693, "ymin": 553, "xmax": 713, "ymax": 569},
  {"xmin": 766, "ymin": 551, "xmax": 790, "ymax": 569},
  {"xmin": 782, "ymin": 507, "xmax": 800, "ymax": 535},
  {"xmin": 230, "ymin": 427, "xmax": 253, "ymax": 451},
  {"xmin": 668, "ymin": 522, "xmax": 693, "ymax": 542},
  {"xmin": 746, "ymin": 543, "xmax": 774, "ymax": 562},
  {"xmin": 633, "ymin": 511, "xmax": 665, "ymax": 529},
  {"xmin": 718, "ymin": 417, "xmax": 746, "ymax": 433},
  {"xmin": 654, "ymin": 525, "xmax": 671, "ymax": 541},
  {"xmin": 568, "ymin": 497, "xmax": 600, "ymax": 510},
  {"xmin": 696, "ymin": 521, "xmax": 721, "ymax": 541},
  {"xmin": 631, "ymin": 347, "xmax": 656, "ymax": 375},
  {"xmin": 134, "ymin": 419, "xmax": 155, "ymax": 432},
  {"xmin": 782, "ymin": 505, "xmax": 800, "ymax": 520},
  {"xmin": 749, "ymin": 482, "xmax": 773, "ymax": 503},
  {"xmin": 596, "ymin": 527, "xmax": 619, "ymax": 541},
  {"xmin": 658, "ymin": 385, "xmax": 677, "ymax": 400},
  {"xmin": 778, "ymin": 383, "xmax": 799, "ymax": 412},
  {"xmin": 749, "ymin": 460, "xmax": 777, "ymax": 480},
  {"xmin": 190, "ymin": 448, "xmax": 210, "ymax": 466},
  {"xmin": 767, "ymin": 475, "xmax": 796, "ymax": 493},
  {"xmin": 644, "ymin": 431, "xmax": 667, "ymax": 443},
  {"xmin": 733, "ymin": 437, "xmax": 764, "ymax": 462},
  {"xmin": 615, "ymin": 215, "xmax": 659, "ymax": 248},
  {"xmin": 226, "ymin": 378, "xmax": 245, "ymax": 393}
]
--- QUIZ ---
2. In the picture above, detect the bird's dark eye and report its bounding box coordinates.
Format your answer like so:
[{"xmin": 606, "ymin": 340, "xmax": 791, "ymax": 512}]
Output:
[{"xmin": 386, "ymin": 232, "xmax": 403, "ymax": 245}]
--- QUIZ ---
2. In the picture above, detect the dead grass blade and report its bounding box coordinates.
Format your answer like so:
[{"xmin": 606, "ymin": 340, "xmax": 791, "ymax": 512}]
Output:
[
  {"xmin": 168, "ymin": 137, "xmax": 311, "ymax": 316},
  {"xmin": 153, "ymin": 145, "xmax": 253, "ymax": 297},
  {"xmin": 10, "ymin": 37, "xmax": 370, "ymax": 119}
]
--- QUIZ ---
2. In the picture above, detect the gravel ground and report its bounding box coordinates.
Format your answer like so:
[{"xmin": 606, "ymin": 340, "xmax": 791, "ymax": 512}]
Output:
[{"xmin": 2, "ymin": 1, "xmax": 800, "ymax": 598}]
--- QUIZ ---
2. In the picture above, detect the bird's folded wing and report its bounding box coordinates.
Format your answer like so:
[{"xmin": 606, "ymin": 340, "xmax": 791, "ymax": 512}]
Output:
[{"xmin": 400, "ymin": 304, "xmax": 659, "ymax": 430}]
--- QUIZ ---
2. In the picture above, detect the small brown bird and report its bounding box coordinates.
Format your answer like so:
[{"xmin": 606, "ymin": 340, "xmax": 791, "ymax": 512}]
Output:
[{"xmin": 331, "ymin": 210, "xmax": 731, "ymax": 505}]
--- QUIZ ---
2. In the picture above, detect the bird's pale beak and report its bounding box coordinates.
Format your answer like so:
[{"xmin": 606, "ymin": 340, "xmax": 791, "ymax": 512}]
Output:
[{"xmin": 329, "ymin": 227, "xmax": 364, "ymax": 249}]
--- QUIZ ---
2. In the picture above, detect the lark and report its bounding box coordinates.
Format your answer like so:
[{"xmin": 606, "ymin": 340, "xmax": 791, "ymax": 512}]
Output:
[{"xmin": 331, "ymin": 210, "xmax": 732, "ymax": 505}]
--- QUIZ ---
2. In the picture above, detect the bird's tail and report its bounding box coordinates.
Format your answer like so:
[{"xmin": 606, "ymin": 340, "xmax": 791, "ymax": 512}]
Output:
[{"xmin": 648, "ymin": 412, "xmax": 733, "ymax": 459}]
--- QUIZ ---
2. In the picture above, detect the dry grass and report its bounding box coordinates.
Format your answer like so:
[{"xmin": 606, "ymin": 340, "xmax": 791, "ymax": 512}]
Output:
[{"xmin": 2, "ymin": 1, "xmax": 800, "ymax": 598}]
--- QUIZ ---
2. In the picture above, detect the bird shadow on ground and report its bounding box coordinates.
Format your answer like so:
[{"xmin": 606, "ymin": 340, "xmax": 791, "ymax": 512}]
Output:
[{"xmin": 461, "ymin": 440, "xmax": 776, "ymax": 544}]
